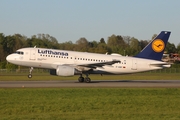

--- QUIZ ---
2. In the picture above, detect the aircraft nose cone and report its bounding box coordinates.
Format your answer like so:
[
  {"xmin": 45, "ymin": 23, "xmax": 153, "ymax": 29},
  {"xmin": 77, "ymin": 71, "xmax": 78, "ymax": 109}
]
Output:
[{"xmin": 6, "ymin": 55, "xmax": 13, "ymax": 62}]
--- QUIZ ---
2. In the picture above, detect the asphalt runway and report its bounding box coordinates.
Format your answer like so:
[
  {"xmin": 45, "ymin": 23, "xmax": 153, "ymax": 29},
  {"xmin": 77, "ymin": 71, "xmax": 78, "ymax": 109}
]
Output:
[{"xmin": 0, "ymin": 80, "xmax": 180, "ymax": 88}]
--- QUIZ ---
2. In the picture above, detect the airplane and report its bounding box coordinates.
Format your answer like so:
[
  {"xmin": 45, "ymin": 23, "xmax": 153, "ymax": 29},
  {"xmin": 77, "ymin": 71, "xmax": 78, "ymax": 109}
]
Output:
[{"xmin": 6, "ymin": 31, "xmax": 171, "ymax": 83}]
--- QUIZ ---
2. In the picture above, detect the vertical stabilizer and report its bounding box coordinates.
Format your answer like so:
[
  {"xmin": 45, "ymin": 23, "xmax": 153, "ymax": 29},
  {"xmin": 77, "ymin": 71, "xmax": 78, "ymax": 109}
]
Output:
[{"xmin": 135, "ymin": 31, "xmax": 171, "ymax": 61}]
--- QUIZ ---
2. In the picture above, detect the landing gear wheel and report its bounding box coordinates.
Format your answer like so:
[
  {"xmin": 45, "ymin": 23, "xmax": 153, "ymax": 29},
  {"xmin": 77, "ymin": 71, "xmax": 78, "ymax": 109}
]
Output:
[
  {"xmin": 78, "ymin": 74, "xmax": 91, "ymax": 83},
  {"xmin": 78, "ymin": 77, "xmax": 84, "ymax": 82},
  {"xmin": 85, "ymin": 77, "xmax": 91, "ymax": 83},
  {"xmin": 28, "ymin": 74, "xmax": 32, "ymax": 78}
]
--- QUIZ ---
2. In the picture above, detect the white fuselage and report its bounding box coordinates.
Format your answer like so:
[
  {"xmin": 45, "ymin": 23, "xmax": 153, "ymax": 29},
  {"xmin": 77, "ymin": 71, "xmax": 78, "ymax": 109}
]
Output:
[{"xmin": 6, "ymin": 48, "xmax": 170, "ymax": 75}]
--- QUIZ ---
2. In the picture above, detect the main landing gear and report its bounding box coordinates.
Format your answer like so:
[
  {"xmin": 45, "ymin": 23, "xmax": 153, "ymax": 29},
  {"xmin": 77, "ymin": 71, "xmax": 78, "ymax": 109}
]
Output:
[
  {"xmin": 78, "ymin": 74, "xmax": 91, "ymax": 83},
  {"xmin": 28, "ymin": 67, "xmax": 33, "ymax": 78}
]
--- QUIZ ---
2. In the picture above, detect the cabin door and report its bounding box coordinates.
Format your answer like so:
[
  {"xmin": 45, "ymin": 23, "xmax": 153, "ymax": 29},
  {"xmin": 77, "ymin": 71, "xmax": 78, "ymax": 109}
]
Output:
[
  {"xmin": 132, "ymin": 59, "xmax": 137, "ymax": 70},
  {"xmin": 30, "ymin": 49, "xmax": 36, "ymax": 60}
]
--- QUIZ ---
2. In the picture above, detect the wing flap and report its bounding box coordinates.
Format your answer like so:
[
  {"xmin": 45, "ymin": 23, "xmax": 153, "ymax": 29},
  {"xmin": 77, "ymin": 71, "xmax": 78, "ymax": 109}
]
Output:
[
  {"xmin": 52, "ymin": 60, "xmax": 120, "ymax": 71},
  {"xmin": 78, "ymin": 59, "xmax": 120, "ymax": 68}
]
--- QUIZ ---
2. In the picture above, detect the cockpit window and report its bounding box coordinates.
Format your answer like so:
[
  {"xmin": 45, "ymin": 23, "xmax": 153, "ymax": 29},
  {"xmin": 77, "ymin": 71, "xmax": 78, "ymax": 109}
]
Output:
[{"xmin": 15, "ymin": 51, "xmax": 24, "ymax": 55}]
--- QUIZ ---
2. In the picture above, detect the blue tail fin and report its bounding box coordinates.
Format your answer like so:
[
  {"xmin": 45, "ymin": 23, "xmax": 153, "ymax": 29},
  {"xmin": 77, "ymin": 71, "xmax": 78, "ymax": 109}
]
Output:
[{"xmin": 135, "ymin": 31, "xmax": 171, "ymax": 61}]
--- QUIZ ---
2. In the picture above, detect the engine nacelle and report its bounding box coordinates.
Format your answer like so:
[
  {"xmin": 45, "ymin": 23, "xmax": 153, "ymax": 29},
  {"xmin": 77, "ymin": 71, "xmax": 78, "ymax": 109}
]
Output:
[{"xmin": 50, "ymin": 65, "xmax": 81, "ymax": 76}]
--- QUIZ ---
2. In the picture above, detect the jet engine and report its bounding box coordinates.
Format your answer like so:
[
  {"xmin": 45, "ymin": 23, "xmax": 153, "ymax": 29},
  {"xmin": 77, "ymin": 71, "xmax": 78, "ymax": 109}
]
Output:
[{"xmin": 50, "ymin": 65, "xmax": 81, "ymax": 76}]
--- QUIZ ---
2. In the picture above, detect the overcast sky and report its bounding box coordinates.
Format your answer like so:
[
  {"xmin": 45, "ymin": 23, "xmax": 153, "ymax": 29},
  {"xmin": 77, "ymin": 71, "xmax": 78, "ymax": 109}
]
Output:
[{"xmin": 0, "ymin": 0, "xmax": 179, "ymax": 46}]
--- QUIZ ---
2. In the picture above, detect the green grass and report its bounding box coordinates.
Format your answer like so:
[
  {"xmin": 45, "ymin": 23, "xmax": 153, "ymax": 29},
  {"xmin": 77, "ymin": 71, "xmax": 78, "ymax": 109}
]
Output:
[
  {"xmin": 1, "ymin": 68, "xmax": 180, "ymax": 81},
  {"xmin": 0, "ymin": 72, "xmax": 180, "ymax": 81},
  {"xmin": 0, "ymin": 88, "xmax": 180, "ymax": 120}
]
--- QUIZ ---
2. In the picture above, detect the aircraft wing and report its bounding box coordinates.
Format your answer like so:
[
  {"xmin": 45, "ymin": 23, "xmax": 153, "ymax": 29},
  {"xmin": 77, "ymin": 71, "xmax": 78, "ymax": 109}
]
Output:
[{"xmin": 77, "ymin": 59, "xmax": 120, "ymax": 69}]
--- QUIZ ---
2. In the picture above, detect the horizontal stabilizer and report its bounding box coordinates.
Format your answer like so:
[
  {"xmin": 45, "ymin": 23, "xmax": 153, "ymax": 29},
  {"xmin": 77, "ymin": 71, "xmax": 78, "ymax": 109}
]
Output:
[{"xmin": 150, "ymin": 62, "xmax": 171, "ymax": 68}]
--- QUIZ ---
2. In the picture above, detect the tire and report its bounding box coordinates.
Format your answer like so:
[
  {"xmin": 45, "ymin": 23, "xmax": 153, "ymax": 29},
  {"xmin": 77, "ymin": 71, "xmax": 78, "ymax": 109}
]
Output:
[
  {"xmin": 28, "ymin": 74, "xmax": 32, "ymax": 78},
  {"xmin": 78, "ymin": 77, "xmax": 84, "ymax": 82},
  {"xmin": 85, "ymin": 77, "xmax": 91, "ymax": 83}
]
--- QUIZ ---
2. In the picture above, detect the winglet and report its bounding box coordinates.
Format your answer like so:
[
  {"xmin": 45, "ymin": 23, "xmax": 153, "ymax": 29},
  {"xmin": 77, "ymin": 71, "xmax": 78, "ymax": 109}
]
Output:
[{"xmin": 135, "ymin": 31, "xmax": 171, "ymax": 61}]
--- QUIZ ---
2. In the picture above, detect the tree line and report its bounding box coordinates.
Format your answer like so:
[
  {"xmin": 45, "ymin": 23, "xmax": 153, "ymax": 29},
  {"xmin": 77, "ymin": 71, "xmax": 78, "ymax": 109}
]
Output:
[{"xmin": 0, "ymin": 33, "xmax": 180, "ymax": 69}]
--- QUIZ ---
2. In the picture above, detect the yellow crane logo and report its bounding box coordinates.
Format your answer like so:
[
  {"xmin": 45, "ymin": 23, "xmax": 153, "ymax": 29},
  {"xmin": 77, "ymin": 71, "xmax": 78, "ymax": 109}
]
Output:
[{"xmin": 152, "ymin": 39, "xmax": 165, "ymax": 52}]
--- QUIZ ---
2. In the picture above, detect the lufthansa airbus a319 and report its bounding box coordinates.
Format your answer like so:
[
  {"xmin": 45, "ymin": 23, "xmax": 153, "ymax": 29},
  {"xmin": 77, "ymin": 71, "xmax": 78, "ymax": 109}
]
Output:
[{"xmin": 6, "ymin": 31, "xmax": 171, "ymax": 83}]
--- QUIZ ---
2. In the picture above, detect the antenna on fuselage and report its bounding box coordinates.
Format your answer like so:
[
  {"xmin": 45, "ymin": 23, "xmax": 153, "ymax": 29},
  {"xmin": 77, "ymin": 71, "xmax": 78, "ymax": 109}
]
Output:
[{"xmin": 34, "ymin": 46, "xmax": 36, "ymax": 48}]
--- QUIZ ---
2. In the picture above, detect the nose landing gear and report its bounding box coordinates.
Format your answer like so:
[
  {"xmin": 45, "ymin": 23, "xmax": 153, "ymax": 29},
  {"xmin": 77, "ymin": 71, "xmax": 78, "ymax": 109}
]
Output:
[{"xmin": 28, "ymin": 67, "xmax": 33, "ymax": 78}]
